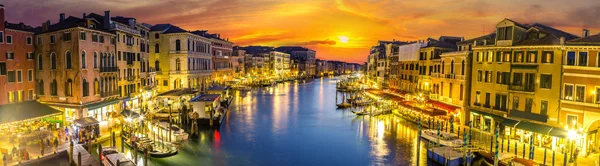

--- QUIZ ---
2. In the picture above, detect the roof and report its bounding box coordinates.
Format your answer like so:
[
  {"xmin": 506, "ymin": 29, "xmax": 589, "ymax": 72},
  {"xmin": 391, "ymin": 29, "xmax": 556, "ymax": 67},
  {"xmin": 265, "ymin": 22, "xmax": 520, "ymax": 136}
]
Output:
[
  {"xmin": 158, "ymin": 88, "xmax": 197, "ymax": 97},
  {"xmin": 111, "ymin": 16, "xmax": 134, "ymax": 25},
  {"xmin": 208, "ymin": 85, "xmax": 231, "ymax": 91},
  {"xmin": 150, "ymin": 23, "xmax": 188, "ymax": 34},
  {"xmin": 73, "ymin": 117, "xmax": 99, "ymax": 127},
  {"xmin": 189, "ymin": 94, "xmax": 221, "ymax": 102},
  {"xmin": 5, "ymin": 21, "xmax": 35, "ymax": 32},
  {"xmin": 457, "ymin": 33, "xmax": 496, "ymax": 45},
  {"xmin": 275, "ymin": 46, "xmax": 314, "ymax": 53},
  {"xmin": 514, "ymin": 23, "xmax": 578, "ymax": 46},
  {"xmin": 423, "ymin": 39, "xmax": 457, "ymax": 49},
  {"xmin": 33, "ymin": 13, "xmax": 110, "ymax": 34},
  {"xmin": 567, "ymin": 33, "xmax": 600, "ymax": 45},
  {"xmin": 240, "ymin": 46, "xmax": 275, "ymax": 54},
  {"xmin": 439, "ymin": 36, "xmax": 464, "ymax": 45},
  {"xmin": 0, "ymin": 101, "xmax": 62, "ymax": 125}
]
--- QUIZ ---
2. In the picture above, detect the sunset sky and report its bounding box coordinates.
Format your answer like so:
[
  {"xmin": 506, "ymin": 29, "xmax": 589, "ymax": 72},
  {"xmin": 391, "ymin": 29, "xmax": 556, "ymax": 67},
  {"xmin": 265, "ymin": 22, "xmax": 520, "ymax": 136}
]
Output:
[{"xmin": 6, "ymin": 0, "xmax": 600, "ymax": 63}]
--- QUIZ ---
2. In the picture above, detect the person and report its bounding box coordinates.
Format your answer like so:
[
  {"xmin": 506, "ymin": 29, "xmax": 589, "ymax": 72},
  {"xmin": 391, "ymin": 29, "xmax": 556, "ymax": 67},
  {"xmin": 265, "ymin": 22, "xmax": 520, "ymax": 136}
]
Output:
[
  {"xmin": 3, "ymin": 153, "xmax": 7, "ymax": 166},
  {"xmin": 54, "ymin": 137, "xmax": 59, "ymax": 150},
  {"xmin": 11, "ymin": 146, "xmax": 16, "ymax": 158}
]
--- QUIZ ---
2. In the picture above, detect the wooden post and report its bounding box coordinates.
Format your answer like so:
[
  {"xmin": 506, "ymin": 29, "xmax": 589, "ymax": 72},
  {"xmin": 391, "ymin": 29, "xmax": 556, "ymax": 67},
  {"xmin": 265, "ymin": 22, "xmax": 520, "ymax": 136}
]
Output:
[
  {"xmin": 77, "ymin": 152, "xmax": 81, "ymax": 166},
  {"xmin": 69, "ymin": 141, "xmax": 73, "ymax": 165},
  {"xmin": 543, "ymin": 148, "xmax": 547, "ymax": 166},
  {"xmin": 144, "ymin": 148, "xmax": 148, "ymax": 166},
  {"xmin": 522, "ymin": 143, "xmax": 526, "ymax": 158},
  {"xmin": 121, "ymin": 136, "xmax": 124, "ymax": 152},
  {"xmin": 98, "ymin": 144, "xmax": 103, "ymax": 165},
  {"xmin": 133, "ymin": 143, "xmax": 138, "ymax": 164},
  {"xmin": 117, "ymin": 159, "xmax": 120, "ymax": 166},
  {"xmin": 552, "ymin": 149, "xmax": 555, "ymax": 166}
]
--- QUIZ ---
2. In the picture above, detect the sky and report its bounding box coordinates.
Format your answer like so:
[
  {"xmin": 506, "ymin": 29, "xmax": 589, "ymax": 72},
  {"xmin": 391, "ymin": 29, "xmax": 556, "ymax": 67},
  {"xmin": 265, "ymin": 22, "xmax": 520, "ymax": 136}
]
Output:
[{"xmin": 5, "ymin": 0, "xmax": 600, "ymax": 63}]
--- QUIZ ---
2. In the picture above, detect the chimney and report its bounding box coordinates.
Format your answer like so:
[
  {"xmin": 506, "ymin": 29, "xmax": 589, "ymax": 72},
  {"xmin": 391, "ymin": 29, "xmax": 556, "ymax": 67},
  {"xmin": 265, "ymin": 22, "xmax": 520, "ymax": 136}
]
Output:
[
  {"xmin": 42, "ymin": 20, "xmax": 50, "ymax": 32},
  {"xmin": 103, "ymin": 10, "xmax": 110, "ymax": 30},
  {"xmin": 0, "ymin": 4, "xmax": 5, "ymax": 30},
  {"xmin": 83, "ymin": 13, "xmax": 86, "ymax": 18},
  {"xmin": 128, "ymin": 18, "xmax": 136, "ymax": 28},
  {"xmin": 583, "ymin": 29, "xmax": 590, "ymax": 37},
  {"xmin": 560, "ymin": 37, "xmax": 565, "ymax": 45},
  {"xmin": 59, "ymin": 13, "xmax": 65, "ymax": 22}
]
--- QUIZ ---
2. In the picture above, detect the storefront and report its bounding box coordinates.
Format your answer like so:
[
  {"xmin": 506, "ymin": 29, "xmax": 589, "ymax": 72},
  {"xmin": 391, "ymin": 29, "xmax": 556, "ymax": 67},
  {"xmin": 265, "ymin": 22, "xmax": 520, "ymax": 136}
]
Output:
[
  {"xmin": 0, "ymin": 101, "xmax": 63, "ymax": 151},
  {"xmin": 83, "ymin": 98, "xmax": 122, "ymax": 135}
]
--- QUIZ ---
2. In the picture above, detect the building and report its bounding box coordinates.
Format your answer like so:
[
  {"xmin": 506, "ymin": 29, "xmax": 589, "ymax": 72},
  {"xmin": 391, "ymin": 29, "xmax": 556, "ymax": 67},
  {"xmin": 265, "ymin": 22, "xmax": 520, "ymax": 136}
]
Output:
[
  {"xmin": 193, "ymin": 31, "xmax": 234, "ymax": 84},
  {"xmin": 418, "ymin": 37, "xmax": 461, "ymax": 95},
  {"xmin": 34, "ymin": 12, "xmax": 119, "ymax": 123},
  {"xmin": 275, "ymin": 46, "xmax": 316, "ymax": 77},
  {"xmin": 231, "ymin": 46, "xmax": 245, "ymax": 78},
  {"xmin": 369, "ymin": 40, "xmax": 408, "ymax": 88},
  {"xmin": 468, "ymin": 19, "xmax": 578, "ymax": 151},
  {"xmin": 149, "ymin": 24, "xmax": 213, "ymax": 92},
  {"xmin": 0, "ymin": 5, "xmax": 36, "ymax": 105},
  {"xmin": 397, "ymin": 41, "xmax": 427, "ymax": 92},
  {"xmin": 562, "ymin": 30, "xmax": 600, "ymax": 156}
]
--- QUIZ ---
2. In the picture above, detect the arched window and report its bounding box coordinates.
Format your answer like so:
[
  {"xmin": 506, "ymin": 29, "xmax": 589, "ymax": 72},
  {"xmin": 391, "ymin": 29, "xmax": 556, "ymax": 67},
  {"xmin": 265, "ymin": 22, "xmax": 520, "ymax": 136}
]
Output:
[
  {"xmin": 461, "ymin": 60, "xmax": 465, "ymax": 75},
  {"xmin": 37, "ymin": 54, "xmax": 43, "ymax": 70},
  {"xmin": 176, "ymin": 58, "xmax": 181, "ymax": 71},
  {"xmin": 65, "ymin": 51, "xmax": 72, "ymax": 69},
  {"xmin": 51, "ymin": 79, "xmax": 57, "ymax": 96},
  {"xmin": 51, "ymin": 53, "xmax": 57, "ymax": 69},
  {"xmin": 65, "ymin": 79, "xmax": 73, "ymax": 97},
  {"xmin": 81, "ymin": 51, "xmax": 86, "ymax": 68},
  {"xmin": 441, "ymin": 61, "xmax": 445, "ymax": 74},
  {"xmin": 155, "ymin": 60, "xmax": 160, "ymax": 71},
  {"xmin": 93, "ymin": 52, "xmax": 98, "ymax": 68},
  {"xmin": 450, "ymin": 60, "xmax": 454, "ymax": 74},
  {"xmin": 94, "ymin": 78, "xmax": 99, "ymax": 95},
  {"xmin": 82, "ymin": 79, "xmax": 89, "ymax": 97},
  {"xmin": 175, "ymin": 40, "xmax": 181, "ymax": 51},
  {"xmin": 155, "ymin": 43, "xmax": 160, "ymax": 53},
  {"xmin": 38, "ymin": 80, "xmax": 45, "ymax": 95}
]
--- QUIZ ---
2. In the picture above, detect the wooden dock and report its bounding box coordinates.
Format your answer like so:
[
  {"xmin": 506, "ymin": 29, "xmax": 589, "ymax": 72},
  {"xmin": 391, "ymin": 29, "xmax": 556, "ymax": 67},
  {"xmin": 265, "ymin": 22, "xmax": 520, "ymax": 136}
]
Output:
[
  {"xmin": 72, "ymin": 144, "xmax": 102, "ymax": 166},
  {"xmin": 427, "ymin": 146, "xmax": 464, "ymax": 166}
]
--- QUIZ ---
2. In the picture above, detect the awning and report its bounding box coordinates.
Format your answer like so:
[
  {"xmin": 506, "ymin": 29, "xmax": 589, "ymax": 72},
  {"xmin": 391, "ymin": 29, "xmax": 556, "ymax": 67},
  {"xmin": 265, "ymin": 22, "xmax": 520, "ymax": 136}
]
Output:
[
  {"xmin": 158, "ymin": 88, "xmax": 197, "ymax": 98},
  {"xmin": 548, "ymin": 127, "xmax": 568, "ymax": 138},
  {"xmin": 469, "ymin": 109, "xmax": 506, "ymax": 120},
  {"xmin": 120, "ymin": 109, "xmax": 140, "ymax": 119},
  {"xmin": 84, "ymin": 98, "xmax": 121, "ymax": 110},
  {"xmin": 73, "ymin": 117, "xmax": 99, "ymax": 127},
  {"xmin": 0, "ymin": 101, "xmax": 62, "ymax": 125},
  {"xmin": 515, "ymin": 121, "xmax": 553, "ymax": 135},
  {"xmin": 501, "ymin": 118, "xmax": 520, "ymax": 127},
  {"xmin": 427, "ymin": 100, "xmax": 460, "ymax": 113}
]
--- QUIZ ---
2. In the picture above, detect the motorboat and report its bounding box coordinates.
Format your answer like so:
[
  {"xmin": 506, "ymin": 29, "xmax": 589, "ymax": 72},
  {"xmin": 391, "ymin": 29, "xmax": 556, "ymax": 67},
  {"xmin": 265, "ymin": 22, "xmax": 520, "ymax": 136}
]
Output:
[
  {"xmin": 102, "ymin": 147, "xmax": 136, "ymax": 166},
  {"xmin": 336, "ymin": 102, "xmax": 352, "ymax": 108},
  {"xmin": 420, "ymin": 129, "xmax": 464, "ymax": 147}
]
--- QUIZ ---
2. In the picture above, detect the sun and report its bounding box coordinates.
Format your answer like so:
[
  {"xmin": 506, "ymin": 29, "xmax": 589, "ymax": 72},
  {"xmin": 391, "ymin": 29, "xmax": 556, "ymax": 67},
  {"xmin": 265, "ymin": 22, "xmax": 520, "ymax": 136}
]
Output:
[{"xmin": 338, "ymin": 36, "xmax": 349, "ymax": 43}]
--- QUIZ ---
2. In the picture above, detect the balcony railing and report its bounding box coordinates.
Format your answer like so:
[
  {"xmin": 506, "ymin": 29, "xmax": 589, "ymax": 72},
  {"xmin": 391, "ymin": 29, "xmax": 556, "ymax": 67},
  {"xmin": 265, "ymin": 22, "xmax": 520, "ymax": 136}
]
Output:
[
  {"xmin": 455, "ymin": 75, "xmax": 466, "ymax": 80},
  {"xmin": 509, "ymin": 84, "xmax": 535, "ymax": 92},
  {"xmin": 445, "ymin": 74, "xmax": 456, "ymax": 79},
  {"xmin": 100, "ymin": 67, "xmax": 119, "ymax": 72},
  {"xmin": 100, "ymin": 90, "xmax": 120, "ymax": 98},
  {"xmin": 431, "ymin": 73, "xmax": 439, "ymax": 78}
]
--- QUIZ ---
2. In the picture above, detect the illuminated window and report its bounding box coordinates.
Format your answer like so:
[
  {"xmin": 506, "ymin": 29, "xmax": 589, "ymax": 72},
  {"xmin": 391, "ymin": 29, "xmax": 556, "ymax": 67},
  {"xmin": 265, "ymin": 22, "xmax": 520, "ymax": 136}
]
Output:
[{"xmin": 564, "ymin": 84, "xmax": 574, "ymax": 100}]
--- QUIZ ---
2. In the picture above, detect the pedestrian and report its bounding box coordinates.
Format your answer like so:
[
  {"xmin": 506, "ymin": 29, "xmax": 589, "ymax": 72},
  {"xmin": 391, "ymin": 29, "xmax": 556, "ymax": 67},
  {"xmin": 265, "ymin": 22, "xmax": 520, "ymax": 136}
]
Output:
[
  {"xmin": 54, "ymin": 137, "xmax": 59, "ymax": 148},
  {"xmin": 3, "ymin": 153, "xmax": 7, "ymax": 166},
  {"xmin": 11, "ymin": 146, "xmax": 16, "ymax": 158}
]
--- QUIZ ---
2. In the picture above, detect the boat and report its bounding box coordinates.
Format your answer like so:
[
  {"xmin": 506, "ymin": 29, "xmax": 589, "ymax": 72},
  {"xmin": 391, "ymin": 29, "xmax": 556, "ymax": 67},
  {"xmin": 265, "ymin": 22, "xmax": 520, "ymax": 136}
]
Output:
[
  {"xmin": 102, "ymin": 147, "xmax": 136, "ymax": 166},
  {"xmin": 420, "ymin": 129, "xmax": 464, "ymax": 147},
  {"xmin": 122, "ymin": 136, "xmax": 179, "ymax": 158},
  {"xmin": 336, "ymin": 102, "xmax": 352, "ymax": 108},
  {"xmin": 231, "ymin": 85, "xmax": 251, "ymax": 91},
  {"xmin": 352, "ymin": 110, "xmax": 369, "ymax": 116},
  {"xmin": 477, "ymin": 152, "xmax": 538, "ymax": 166}
]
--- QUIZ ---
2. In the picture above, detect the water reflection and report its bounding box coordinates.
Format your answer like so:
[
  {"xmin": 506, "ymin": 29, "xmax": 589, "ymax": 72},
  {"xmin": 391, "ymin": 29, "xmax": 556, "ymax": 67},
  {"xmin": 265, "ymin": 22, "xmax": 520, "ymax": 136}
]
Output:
[{"xmin": 114, "ymin": 78, "xmax": 430, "ymax": 166}]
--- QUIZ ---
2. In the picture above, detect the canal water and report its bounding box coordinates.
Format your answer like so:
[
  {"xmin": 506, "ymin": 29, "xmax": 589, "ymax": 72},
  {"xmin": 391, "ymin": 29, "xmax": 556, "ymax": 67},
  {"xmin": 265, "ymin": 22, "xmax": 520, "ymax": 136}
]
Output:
[{"xmin": 104, "ymin": 77, "xmax": 431, "ymax": 165}]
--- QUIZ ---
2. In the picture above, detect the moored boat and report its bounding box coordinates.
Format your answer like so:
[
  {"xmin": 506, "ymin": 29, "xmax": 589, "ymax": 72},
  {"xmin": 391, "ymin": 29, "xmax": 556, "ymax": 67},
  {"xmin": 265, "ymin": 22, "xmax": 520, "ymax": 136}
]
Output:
[{"xmin": 420, "ymin": 129, "xmax": 463, "ymax": 147}]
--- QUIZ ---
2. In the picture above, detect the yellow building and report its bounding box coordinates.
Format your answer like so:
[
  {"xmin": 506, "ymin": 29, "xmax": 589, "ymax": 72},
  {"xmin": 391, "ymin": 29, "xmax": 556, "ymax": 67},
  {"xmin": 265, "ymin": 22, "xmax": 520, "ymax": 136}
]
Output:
[
  {"xmin": 469, "ymin": 19, "xmax": 578, "ymax": 150},
  {"xmin": 149, "ymin": 24, "xmax": 213, "ymax": 93}
]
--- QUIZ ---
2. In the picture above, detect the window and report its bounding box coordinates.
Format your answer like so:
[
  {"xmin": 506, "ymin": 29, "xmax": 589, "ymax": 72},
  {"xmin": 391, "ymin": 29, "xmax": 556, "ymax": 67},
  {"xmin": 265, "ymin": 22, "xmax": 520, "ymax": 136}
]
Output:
[
  {"xmin": 17, "ymin": 70, "xmax": 22, "ymax": 83},
  {"xmin": 579, "ymin": 52, "xmax": 588, "ymax": 66},
  {"xmin": 477, "ymin": 70, "xmax": 482, "ymax": 82},
  {"xmin": 484, "ymin": 92, "xmax": 491, "ymax": 107},
  {"xmin": 7, "ymin": 71, "xmax": 15, "ymax": 83},
  {"xmin": 176, "ymin": 40, "xmax": 181, "ymax": 51},
  {"xmin": 65, "ymin": 51, "xmax": 72, "ymax": 69},
  {"xmin": 163, "ymin": 80, "xmax": 168, "ymax": 86},
  {"xmin": 62, "ymin": 32, "xmax": 71, "ymax": 41},
  {"xmin": 496, "ymin": 72, "xmax": 502, "ymax": 84},
  {"xmin": 94, "ymin": 52, "xmax": 98, "ymax": 68},
  {"xmin": 155, "ymin": 60, "xmax": 160, "ymax": 71},
  {"xmin": 504, "ymin": 52, "xmax": 511, "ymax": 62},
  {"xmin": 51, "ymin": 79, "xmax": 57, "ymax": 96},
  {"xmin": 7, "ymin": 92, "xmax": 14, "ymax": 103},
  {"xmin": 477, "ymin": 52, "xmax": 483, "ymax": 63},
  {"xmin": 26, "ymin": 36, "xmax": 32, "ymax": 45},
  {"xmin": 155, "ymin": 43, "xmax": 160, "ymax": 53},
  {"xmin": 6, "ymin": 35, "xmax": 12, "ymax": 44},
  {"xmin": 494, "ymin": 94, "xmax": 508, "ymax": 111},
  {"xmin": 487, "ymin": 51, "xmax": 493, "ymax": 62},
  {"xmin": 564, "ymin": 84, "xmax": 574, "ymax": 100},
  {"xmin": 497, "ymin": 27, "xmax": 513, "ymax": 40},
  {"xmin": 540, "ymin": 100, "xmax": 548, "ymax": 115},
  {"xmin": 80, "ymin": 32, "xmax": 86, "ymax": 40},
  {"xmin": 540, "ymin": 74, "xmax": 552, "ymax": 89},
  {"xmin": 567, "ymin": 51, "xmax": 576, "ymax": 66},
  {"xmin": 28, "ymin": 70, "xmax": 32, "ymax": 82},
  {"xmin": 27, "ymin": 52, "xmax": 33, "ymax": 60},
  {"xmin": 513, "ymin": 73, "xmax": 522, "ymax": 86},
  {"xmin": 36, "ymin": 36, "xmax": 42, "ymax": 45},
  {"xmin": 81, "ymin": 51, "xmax": 86, "ymax": 68},
  {"xmin": 576, "ymin": 85, "xmax": 585, "ymax": 102},
  {"xmin": 99, "ymin": 35, "xmax": 105, "ymax": 43},
  {"xmin": 38, "ymin": 80, "xmax": 44, "ymax": 95},
  {"xmin": 155, "ymin": 33, "xmax": 159, "ymax": 39},
  {"xmin": 526, "ymin": 51, "xmax": 537, "ymax": 63},
  {"xmin": 0, "ymin": 62, "xmax": 6, "ymax": 76},
  {"xmin": 485, "ymin": 71, "xmax": 492, "ymax": 83},
  {"xmin": 459, "ymin": 84, "xmax": 464, "ymax": 100},
  {"xmin": 475, "ymin": 91, "xmax": 481, "ymax": 105},
  {"xmin": 51, "ymin": 53, "xmax": 57, "ymax": 69},
  {"xmin": 82, "ymin": 79, "xmax": 89, "ymax": 97},
  {"xmin": 94, "ymin": 79, "xmax": 99, "ymax": 95},
  {"xmin": 512, "ymin": 96, "xmax": 519, "ymax": 110},
  {"xmin": 567, "ymin": 115, "xmax": 578, "ymax": 128},
  {"xmin": 92, "ymin": 34, "xmax": 98, "ymax": 42},
  {"xmin": 65, "ymin": 79, "xmax": 73, "ymax": 97},
  {"xmin": 5, "ymin": 52, "xmax": 14, "ymax": 59},
  {"xmin": 525, "ymin": 98, "xmax": 533, "ymax": 112},
  {"xmin": 37, "ymin": 54, "xmax": 43, "ymax": 70},
  {"xmin": 50, "ymin": 35, "xmax": 56, "ymax": 43},
  {"xmin": 514, "ymin": 51, "xmax": 524, "ymax": 62},
  {"xmin": 176, "ymin": 58, "xmax": 181, "ymax": 71},
  {"xmin": 542, "ymin": 51, "xmax": 553, "ymax": 63},
  {"xmin": 0, "ymin": 31, "xmax": 3, "ymax": 43},
  {"xmin": 461, "ymin": 60, "xmax": 465, "ymax": 75}
]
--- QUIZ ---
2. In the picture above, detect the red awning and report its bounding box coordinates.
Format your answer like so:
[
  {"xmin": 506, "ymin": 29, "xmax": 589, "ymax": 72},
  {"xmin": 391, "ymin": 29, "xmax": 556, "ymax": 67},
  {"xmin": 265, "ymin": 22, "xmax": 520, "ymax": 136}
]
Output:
[{"xmin": 427, "ymin": 100, "xmax": 460, "ymax": 113}]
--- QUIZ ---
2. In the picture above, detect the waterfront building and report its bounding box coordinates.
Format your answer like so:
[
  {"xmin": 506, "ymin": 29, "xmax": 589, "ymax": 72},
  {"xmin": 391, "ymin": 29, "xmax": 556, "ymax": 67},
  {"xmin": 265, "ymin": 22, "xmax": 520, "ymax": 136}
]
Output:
[
  {"xmin": 275, "ymin": 46, "xmax": 316, "ymax": 77},
  {"xmin": 193, "ymin": 31, "xmax": 234, "ymax": 85},
  {"xmin": 468, "ymin": 19, "xmax": 578, "ymax": 150},
  {"xmin": 562, "ymin": 30, "xmax": 600, "ymax": 156},
  {"xmin": 231, "ymin": 46, "xmax": 246, "ymax": 79},
  {"xmin": 106, "ymin": 15, "xmax": 152, "ymax": 111},
  {"xmin": 418, "ymin": 36, "xmax": 461, "ymax": 95},
  {"xmin": 34, "ymin": 12, "xmax": 119, "ymax": 123},
  {"xmin": 149, "ymin": 24, "xmax": 213, "ymax": 93},
  {"xmin": 397, "ymin": 42, "xmax": 426, "ymax": 93},
  {"xmin": 0, "ymin": 5, "xmax": 36, "ymax": 104}
]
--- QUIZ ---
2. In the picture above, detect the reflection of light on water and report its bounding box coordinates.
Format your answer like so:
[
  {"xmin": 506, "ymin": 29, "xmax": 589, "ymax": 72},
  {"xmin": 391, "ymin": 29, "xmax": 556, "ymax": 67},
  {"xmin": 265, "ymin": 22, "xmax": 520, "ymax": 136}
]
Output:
[{"xmin": 377, "ymin": 121, "xmax": 385, "ymax": 140}]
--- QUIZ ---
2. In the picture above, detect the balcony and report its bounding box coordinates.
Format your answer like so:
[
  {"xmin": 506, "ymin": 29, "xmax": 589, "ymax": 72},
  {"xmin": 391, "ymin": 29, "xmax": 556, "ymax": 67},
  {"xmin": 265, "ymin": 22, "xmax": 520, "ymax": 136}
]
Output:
[
  {"xmin": 431, "ymin": 73, "xmax": 439, "ymax": 78},
  {"xmin": 100, "ymin": 67, "xmax": 119, "ymax": 72},
  {"xmin": 509, "ymin": 84, "xmax": 535, "ymax": 92},
  {"xmin": 445, "ymin": 74, "xmax": 456, "ymax": 79},
  {"xmin": 100, "ymin": 90, "xmax": 120, "ymax": 98},
  {"xmin": 455, "ymin": 75, "xmax": 466, "ymax": 80},
  {"xmin": 124, "ymin": 76, "xmax": 137, "ymax": 81}
]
